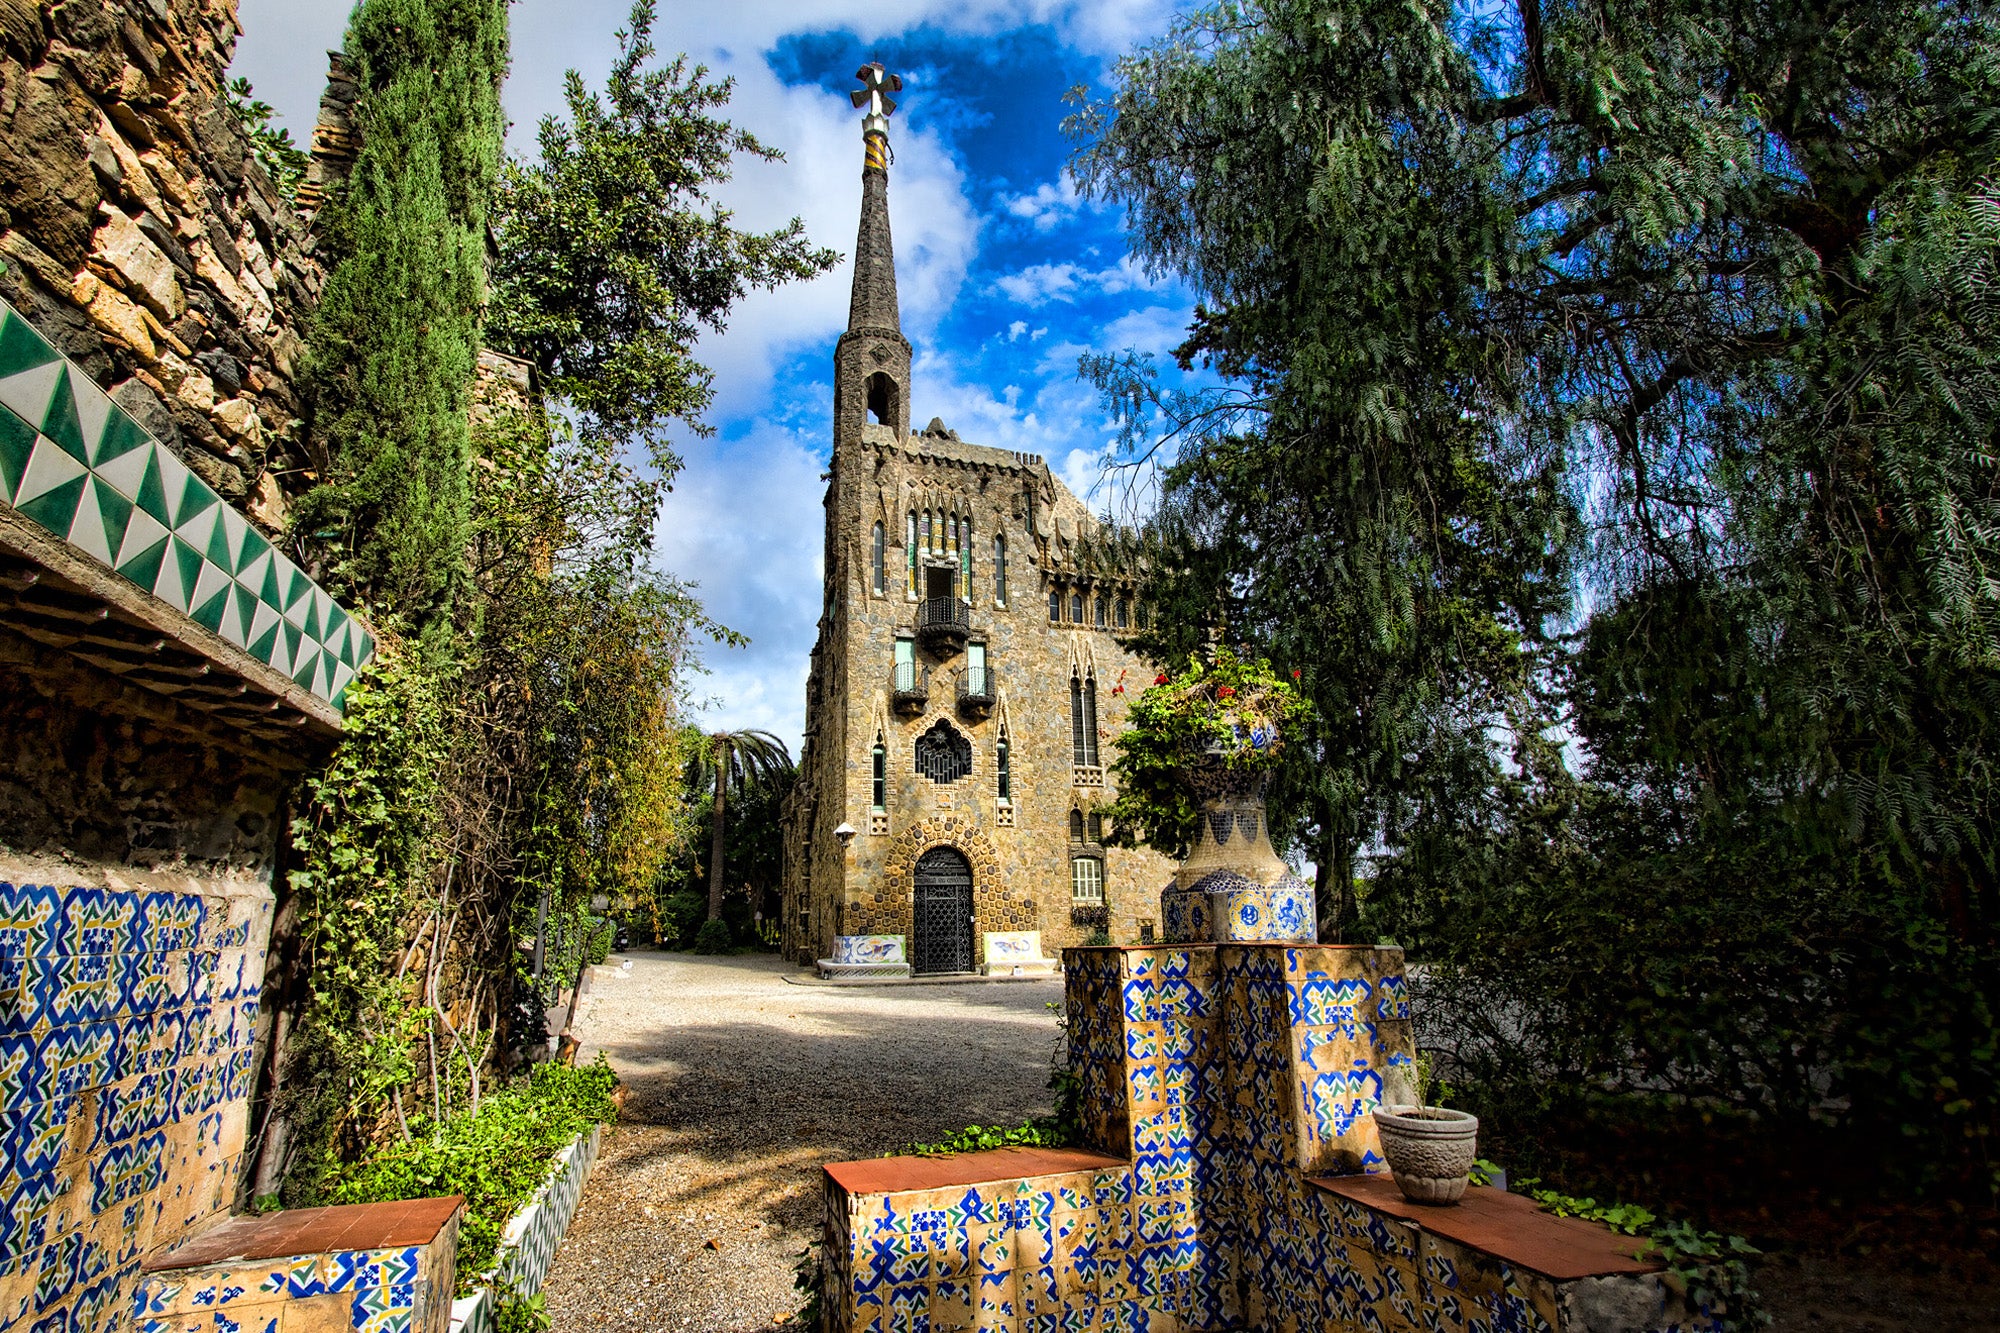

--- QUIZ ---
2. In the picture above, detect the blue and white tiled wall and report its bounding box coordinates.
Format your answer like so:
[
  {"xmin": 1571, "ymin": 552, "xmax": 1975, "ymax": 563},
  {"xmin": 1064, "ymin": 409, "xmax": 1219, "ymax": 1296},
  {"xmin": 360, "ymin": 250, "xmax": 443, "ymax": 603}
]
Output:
[{"xmin": 0, "ymin": 877, "xmax": 272, "ymax": 1331}]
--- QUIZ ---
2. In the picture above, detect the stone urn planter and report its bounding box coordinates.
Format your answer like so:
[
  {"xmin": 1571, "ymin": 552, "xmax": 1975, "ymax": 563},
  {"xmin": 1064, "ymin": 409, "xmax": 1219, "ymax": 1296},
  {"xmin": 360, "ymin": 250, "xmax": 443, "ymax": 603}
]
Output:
[{"xmin": 1371, "ymin": 1105, "xmax": 1480, "ymax": 1204}]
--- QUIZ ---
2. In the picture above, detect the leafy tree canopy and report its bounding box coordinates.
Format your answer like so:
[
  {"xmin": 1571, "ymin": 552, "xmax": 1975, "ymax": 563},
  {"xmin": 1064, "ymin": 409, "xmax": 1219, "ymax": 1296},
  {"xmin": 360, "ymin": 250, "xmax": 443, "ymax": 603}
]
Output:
[
  {"xmin": 487, "ymin": 0, "xmax": 838, "ymax": 476},
  {"xmin": 1074, "ymin": 0, "xmax": 2000, "ymax": 1176}
]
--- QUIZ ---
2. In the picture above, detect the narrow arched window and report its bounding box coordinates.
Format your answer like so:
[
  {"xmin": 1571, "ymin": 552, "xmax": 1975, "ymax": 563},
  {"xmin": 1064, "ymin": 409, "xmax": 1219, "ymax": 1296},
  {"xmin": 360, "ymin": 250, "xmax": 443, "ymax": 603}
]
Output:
[
  {"xmin": 1049, "ymin": 590, "xmax": 1061, "ymax": 622},
  {"xmin": 907, "ymin": 511, "xmax": 918, "ymax": 595},
  {"xmin": 1116, "ymin": 597, "xmax": 1129, "ymax": 629},
  {"xmin": 872, "ymin": 736, "xmax": 887, "ymax": 810},
  {"xmin": 1088, "ymin": 812, "xmax": 1104, "ymax": 843},
  {"xmin": 996, "ymin": 734, "xmax": 1011, "ymax": 802},
  {"xmin": 871, "ymin": 522, "xmax": 885, "ymax": 596},
  {"xmin": 923, "ymin": 509, "xmax": 934, "ymax": 553},
  {"xmin": 960, "ymin": 517, "xmax": 972, "ymax": 595},
  {"xmin": 993, "ymin": 535, "xmax": 1007, "ymax": 606},
  {"xmin": 1094, "ymin": 596, "xmax": 1107, "ymax": 628},
  {"xmin": 1070, "ymin": 591, "xmax": 1084, "ymax": 623},
  {"xmin": 1070, "ymin": 808, "xmax": 1086, "ymax": 842},
  {"xmin": 1136, "ymin": 602, "xmax": 1150, "ymax": 630},
  {"xmin": 1071, "ymin": 673, "xmax": 1100, "ymax": 767}
]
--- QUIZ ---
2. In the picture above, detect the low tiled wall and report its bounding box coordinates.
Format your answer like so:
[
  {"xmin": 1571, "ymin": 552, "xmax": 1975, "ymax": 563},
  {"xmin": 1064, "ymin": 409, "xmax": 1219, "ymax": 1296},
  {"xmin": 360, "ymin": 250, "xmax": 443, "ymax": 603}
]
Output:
[
  {"xmin": 449, "ymin": 1123, "xmax": 605, "ymax": 1333},
  {"xmin": 822, "ymin": 944, "xmax": 1717, "ymax": 1333},
  {"xmin": 133, "ymin": 1195, "xmax": 463, "ymax": 1333},
  {"xmin": 0, "ymin": 874, "xmax": 272, "ymax": 1331}
]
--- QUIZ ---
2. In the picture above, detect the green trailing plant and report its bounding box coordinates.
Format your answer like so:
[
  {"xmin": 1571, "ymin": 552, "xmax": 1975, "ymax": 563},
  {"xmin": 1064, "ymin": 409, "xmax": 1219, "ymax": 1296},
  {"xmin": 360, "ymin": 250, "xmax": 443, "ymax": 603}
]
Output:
[
  {"xmin": 280, "ymin": 655, "xmax": 449, "ymax": 1204},
  {"xmin": 329, "ymin": 1057, "xmax": 619, "ymax": 1291},
  {"xmin": 493, "ymin": 1294, "xmax": 551, "ymax": 1333},
  {"xmin": 297, "ymin": 0, "xmax": 510, "ymax": 645},
  {"xmin": 226, "ymin": 77, "xmax": 309, "ymax": 199}
]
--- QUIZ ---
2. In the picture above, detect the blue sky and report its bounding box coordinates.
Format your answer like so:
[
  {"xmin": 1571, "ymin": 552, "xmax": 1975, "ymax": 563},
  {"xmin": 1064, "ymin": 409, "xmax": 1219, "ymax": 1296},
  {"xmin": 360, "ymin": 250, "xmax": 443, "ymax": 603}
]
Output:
[{"xmin": 232, "ymin": 0, "xmax": 1196, "ymax": 756}]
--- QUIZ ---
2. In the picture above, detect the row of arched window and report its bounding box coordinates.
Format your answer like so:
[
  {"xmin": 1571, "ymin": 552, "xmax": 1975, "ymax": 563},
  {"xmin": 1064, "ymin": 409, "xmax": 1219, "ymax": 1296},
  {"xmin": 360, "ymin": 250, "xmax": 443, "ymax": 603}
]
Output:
[
  {"xmin": 1050, "ymin": 588, "xmax": 1143, "ymax": 631},
  {"xmin": 869, "ymin": 517, "xmax": 1008, "ymax": 606}
]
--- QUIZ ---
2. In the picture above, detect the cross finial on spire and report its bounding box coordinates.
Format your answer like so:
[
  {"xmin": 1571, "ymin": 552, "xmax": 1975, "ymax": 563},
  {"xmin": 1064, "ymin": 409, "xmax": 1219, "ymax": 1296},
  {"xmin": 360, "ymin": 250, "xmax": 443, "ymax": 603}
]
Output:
[{"xmin": 851, "ymin": 62, "xmax": 902, "ymax": 139}]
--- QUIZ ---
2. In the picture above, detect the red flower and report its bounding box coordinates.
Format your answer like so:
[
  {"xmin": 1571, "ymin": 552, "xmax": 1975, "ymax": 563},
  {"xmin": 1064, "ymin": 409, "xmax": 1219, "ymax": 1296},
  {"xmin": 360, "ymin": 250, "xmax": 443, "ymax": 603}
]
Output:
[
  {"xmin": 1154, "ymin": 673, "xmax": 1169, "ymax": 685},
  {"xmin": 1216, "ymin": 685, "xmax": 1237, "ymax": 699},
  {"xmin": 1291, "ymin": 668, "xmax": 1301, "ymax": 680}
]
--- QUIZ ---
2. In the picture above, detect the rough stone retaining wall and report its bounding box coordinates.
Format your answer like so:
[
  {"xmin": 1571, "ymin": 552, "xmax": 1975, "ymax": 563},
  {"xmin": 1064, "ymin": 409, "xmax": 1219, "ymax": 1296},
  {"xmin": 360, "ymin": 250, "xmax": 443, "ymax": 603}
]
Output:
[{"xmin": 0, "ymin": 0, "xmax": 323, "ymax": 536}]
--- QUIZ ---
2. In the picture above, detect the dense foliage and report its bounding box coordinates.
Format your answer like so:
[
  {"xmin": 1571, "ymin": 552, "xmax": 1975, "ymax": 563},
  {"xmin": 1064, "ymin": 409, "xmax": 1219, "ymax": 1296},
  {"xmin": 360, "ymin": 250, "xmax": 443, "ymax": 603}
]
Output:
[
  {"xmin": 265, "ymin": 0, "xmax": 827, "ymax": 1202},
  {"xmin": 298, "ymin": 0, "xmax": 509, "ymax": 646},
  {"xmin": 486, "ymin": 0, "xmax": 837, "ymax": 471},
  {"xmin": 1075, "ymin": 0, "xmax": 2000, "ymax": 1189},
  {"xmin": 329, "ymin": 1057, "xmax": 619, "ymax": 1290},
  {"xmin": 685, "ymin": 728, "xmax": 793, "ymax": 922}
]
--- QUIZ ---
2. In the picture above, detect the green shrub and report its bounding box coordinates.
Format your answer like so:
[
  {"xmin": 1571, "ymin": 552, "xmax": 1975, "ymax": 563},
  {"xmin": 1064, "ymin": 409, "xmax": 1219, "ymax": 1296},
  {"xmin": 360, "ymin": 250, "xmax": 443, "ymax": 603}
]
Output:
[
  {"xmin": 328, "ymin": 1057, "xmax": 618, "ymax": 1291},
  {"xmin": 659, "ymin": 890, "xmax": 705, "ymax": 948},
  {"xmin": 693, "ymin": 918, "xmax": 732, "ymax": 954},
  {"xmin": 584, "ymin": 916, "xmax": 614, "ymax": 965}
]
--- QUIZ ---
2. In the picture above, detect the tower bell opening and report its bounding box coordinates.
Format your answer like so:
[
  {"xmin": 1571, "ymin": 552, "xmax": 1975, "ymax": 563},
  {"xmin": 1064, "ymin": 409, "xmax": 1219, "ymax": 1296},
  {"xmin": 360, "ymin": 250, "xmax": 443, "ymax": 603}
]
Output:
[{"xmin": 866, "ymin": 372, "xmax": 900, "ymax": 426}]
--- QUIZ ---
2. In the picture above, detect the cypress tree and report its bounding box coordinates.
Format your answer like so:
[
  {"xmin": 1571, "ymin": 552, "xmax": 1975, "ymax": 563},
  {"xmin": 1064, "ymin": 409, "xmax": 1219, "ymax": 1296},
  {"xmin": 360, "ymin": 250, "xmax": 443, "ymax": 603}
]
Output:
[{"xmin": 300, "ymin": 0, "xmax": 510, "ymax": 644}]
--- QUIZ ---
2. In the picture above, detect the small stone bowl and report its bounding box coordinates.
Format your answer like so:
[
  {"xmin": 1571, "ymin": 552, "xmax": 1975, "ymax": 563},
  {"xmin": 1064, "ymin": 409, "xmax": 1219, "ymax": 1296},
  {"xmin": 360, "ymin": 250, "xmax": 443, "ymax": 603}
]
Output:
[{"xmin": 1371, "ymin": 1105, "xmax": 1480, "ymax": 1205}]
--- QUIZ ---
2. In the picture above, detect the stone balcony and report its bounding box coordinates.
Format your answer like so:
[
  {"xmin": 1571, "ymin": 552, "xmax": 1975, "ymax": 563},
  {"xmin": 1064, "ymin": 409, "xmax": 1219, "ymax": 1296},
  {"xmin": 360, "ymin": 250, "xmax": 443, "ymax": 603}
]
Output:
[{"xmin": 917, "ymin": 594, "xmax": 970, "ymax": 650}]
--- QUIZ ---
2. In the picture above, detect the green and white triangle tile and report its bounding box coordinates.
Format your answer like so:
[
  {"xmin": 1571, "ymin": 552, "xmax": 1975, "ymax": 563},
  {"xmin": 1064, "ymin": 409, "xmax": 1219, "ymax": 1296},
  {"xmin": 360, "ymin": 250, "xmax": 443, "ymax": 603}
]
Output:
[
  {"xmin": 0, "ymin": 403, "xmax": 35, "ymax": 503},
  {"xmin": 208, "ymin": 504, "xmax": 248, "ymax": 577},
  {"xmin": 0, "ymin": 309, "xmax": 58, "ymax": 379},
  {"xmin": 67, "ymin": 476, "xmax": 134, "ymax": 567},
  {"xmin": 94, "ymin": 437, "xmax": 154, "ymax": 502},
  {"xmin": 265, "ymin": 619, "xmax": 294, "ymax": 677},
  {"xmin": 115, "ymin": 507, "xmax": 171, "ymax": 571},
  {"xmin": 187, "ymin": 559, "xmax": 233, "ymax": 626},
  {"xmin": 0, "ymin": 358, "xmax": 63, "ymax": 441},
  {"xmin": 221, "ymin": 583, "xmax": 259, "ymax": 647},
  {"xmin": 172, "ymin": 467, "xmax": 217, "ymax": 530},
  {"xmin": 153, "ymin": 536, "xmax": 206, "ymax": 613},
  {"xmin": 258, "ymin": 553, "xmax": 289, "ymax": 613},
  {"xmin": 281, "ymin": 563, "xmax": 312, "ymax": 623},
  {"xmin": 300, "ymin": 592, "xmax": 322, "ymax": 642},
  {"xmin": 190, "ymin": 581, "xmax": 230, "ymax": 635},
  {"xmin": 292, "ymin": 645, "xmax": 322, "ymax": 693},
  {"xmin": 282, "ymin": 621, "xmax": 305, "ymax": 673},
  {"xmin": 89, "ymin": 401, "xmax": 148, "ymax": 469},
  {"xmin": 174, "ymin": 492, "xmax": 221, "ymax": 555},
  {"xmin": 115, "ymin": 531, "xmax": 169, "ymax": 594},
  {"xmin": 66, "ymin": 369, "xmax": 112, "ymax": 465},
  {"xmin": 237, "ymin": 523, "xmax": 271, "ymax": 577},
  {"xmin": 12, "ymin": 435, "xmax": 88, "ymax": 534},
  {"xmin": 328, "ymin": 659, "xmax": 357, "ymax": 703},
  {"xmin": 245, "ymin": 597, "xmax": 282, "ymax": 662},
  {"xmin": 235, "ymin": 547, "xmax": 274, "ymax": 607},
  {"xmin": 39, "ymin": 366, "xmax": 90, "ymax": 463},
  {"xmin": 247, "ymin": 614, "xmax": 282, "ymax": 669}
]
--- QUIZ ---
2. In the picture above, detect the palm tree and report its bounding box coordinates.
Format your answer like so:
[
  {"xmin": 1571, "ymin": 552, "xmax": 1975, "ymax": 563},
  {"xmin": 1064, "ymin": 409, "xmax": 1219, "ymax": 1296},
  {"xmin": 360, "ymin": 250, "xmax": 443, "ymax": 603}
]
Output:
[{"xmin": 686, "ymin": 729, "xmax": 794, "ymax": 922}]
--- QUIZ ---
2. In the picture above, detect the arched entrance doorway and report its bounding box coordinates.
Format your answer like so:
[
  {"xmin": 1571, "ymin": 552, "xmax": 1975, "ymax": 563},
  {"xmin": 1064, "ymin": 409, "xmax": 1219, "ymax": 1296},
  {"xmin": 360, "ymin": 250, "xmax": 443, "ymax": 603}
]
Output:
[{"xmin": 913, "ymin": 846, "xmax": 974, "ymax": 975}]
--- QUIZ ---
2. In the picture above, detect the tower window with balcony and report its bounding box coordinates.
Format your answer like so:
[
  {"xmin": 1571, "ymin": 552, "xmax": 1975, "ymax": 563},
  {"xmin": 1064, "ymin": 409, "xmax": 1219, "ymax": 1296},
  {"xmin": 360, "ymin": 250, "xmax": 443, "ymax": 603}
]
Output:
[{"xmin": 871, "ymin": 522, "xmax": 885, "ymax": 596}]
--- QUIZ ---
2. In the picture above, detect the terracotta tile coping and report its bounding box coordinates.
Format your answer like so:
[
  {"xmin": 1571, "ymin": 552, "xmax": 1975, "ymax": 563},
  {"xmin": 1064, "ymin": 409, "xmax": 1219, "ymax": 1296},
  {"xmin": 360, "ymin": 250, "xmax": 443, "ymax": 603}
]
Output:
[
  {"xmin": 1311, "ymin": 1174, "xmax": 1663, "ymax": 1282},
  {"xmin": 825, "ymin": 1147, "xmax": 1128, "ymax": 1196},
  {"xmin": 142, "ymin": 1196, "xmax": 465, "ymax": 1272}
]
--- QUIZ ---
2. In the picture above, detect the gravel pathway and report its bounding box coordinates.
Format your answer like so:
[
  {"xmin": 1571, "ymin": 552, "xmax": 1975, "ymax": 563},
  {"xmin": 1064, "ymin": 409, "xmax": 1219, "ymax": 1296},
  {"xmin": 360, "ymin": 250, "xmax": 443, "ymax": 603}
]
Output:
[{"xmin": 541, "ymin": 950, "xmax": 1063, "ymax": 1332}]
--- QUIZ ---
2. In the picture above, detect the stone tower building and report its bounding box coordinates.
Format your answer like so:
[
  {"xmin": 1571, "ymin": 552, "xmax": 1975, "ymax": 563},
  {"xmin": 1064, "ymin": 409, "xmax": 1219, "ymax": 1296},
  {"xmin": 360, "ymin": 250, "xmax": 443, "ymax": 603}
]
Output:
[{"xmin": 779, "ymin": 66, "xmax": 1175, "ymax": 971}]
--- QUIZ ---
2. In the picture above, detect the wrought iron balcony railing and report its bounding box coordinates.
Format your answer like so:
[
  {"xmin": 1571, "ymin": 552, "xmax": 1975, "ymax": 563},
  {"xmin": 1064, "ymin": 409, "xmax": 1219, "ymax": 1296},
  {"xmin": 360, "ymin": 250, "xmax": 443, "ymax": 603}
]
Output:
[
  {"xmin": 917, "ymin": 596, "xmax": 971, "ymax": 648},
  {"xmin": 956, "ymin": 664, "xmax": 995, "ymax": 715},
  {"xmin": 891, "ymin": 660, "xmax": 928, "ymax": 713}
]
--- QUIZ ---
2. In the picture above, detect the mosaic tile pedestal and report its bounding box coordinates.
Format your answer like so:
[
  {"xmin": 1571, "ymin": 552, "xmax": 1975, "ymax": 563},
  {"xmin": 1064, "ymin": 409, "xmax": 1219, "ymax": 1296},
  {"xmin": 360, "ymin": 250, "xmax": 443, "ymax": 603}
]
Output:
[{"xmin": 821, "ymin": 944, "xmax": 1719, "ymax": 1333}]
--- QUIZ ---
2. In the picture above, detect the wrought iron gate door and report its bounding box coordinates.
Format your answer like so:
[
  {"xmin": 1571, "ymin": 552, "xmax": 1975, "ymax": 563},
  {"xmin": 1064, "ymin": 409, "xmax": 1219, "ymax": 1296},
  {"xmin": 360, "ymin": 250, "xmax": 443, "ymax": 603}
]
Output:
[{"xmin": 913, "ymin": 847, "xmax": 975, "ymax": 974}]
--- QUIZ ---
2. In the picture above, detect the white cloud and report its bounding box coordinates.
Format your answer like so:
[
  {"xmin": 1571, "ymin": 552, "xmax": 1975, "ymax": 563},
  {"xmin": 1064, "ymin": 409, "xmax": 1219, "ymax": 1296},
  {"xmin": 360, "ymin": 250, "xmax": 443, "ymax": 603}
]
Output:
[
  {"xmin": 992, "ymin": 256, "xmax": 1164, "ymax": 307},
  {"xmin": 1008, "ymin": 319, "xmax": 1029, "ymax": 341},
  {"xmin": 1000, "ymin": 178, "xmax": 1086, "ymax": 232}
]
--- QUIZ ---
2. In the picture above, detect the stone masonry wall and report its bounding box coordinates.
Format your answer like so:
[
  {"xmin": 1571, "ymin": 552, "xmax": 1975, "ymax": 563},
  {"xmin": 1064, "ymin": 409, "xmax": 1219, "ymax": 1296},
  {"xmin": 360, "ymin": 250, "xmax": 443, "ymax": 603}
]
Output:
[{"xmin": 0, "ymin": 0, "xmax": 322, "ymax": 540}]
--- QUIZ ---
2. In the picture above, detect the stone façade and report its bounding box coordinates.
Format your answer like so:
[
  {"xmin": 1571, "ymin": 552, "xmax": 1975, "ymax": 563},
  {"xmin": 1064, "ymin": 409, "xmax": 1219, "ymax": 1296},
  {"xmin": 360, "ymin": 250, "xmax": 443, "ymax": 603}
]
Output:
[{"xmin": 780, "ymin": 74, "xmax": 1176, "ymax": 970}]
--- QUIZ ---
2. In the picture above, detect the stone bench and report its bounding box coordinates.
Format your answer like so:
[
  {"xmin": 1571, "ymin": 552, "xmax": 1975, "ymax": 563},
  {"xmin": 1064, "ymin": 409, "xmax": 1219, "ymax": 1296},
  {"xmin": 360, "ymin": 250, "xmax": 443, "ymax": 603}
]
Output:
[
  {"xmin": 981, "ymin": 930, "xmax": 1058, "ymax": 976},
  {"xmin": 135, "ymin": 1195, "xmax": 464, "ymax": 1333},
  {"xmin": 818, "ymin": 934, "xmax": 912, "ymax": 978}
]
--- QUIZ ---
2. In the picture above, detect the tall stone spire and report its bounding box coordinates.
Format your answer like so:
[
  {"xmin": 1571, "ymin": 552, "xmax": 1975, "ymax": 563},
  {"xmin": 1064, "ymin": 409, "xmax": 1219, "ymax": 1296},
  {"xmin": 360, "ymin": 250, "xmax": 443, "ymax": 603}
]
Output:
[
  {"xmin": 834, "ymin": 63, "xmax": 912, "ymax": 443},
  {"xmin": 847, "ymin": 62, "xmax": 902, "ymax": 335}
]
